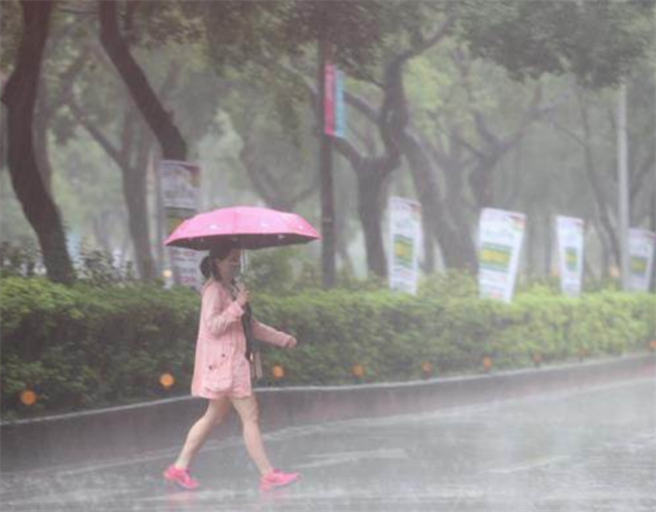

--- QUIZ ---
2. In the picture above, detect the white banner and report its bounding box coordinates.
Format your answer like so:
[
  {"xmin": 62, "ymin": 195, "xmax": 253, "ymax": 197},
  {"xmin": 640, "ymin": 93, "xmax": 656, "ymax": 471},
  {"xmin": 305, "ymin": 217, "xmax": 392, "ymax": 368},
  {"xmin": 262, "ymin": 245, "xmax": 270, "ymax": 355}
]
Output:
[
  {"xmin": 478, "ymin": 208, "xmax": 526, "ymax": 303},
  {"xmin": 628, "ymin": 228, "xmax": 655, "ymax": 292},
  {"xmin": 556, "ymin": 216, "xmax": 585, "ymax": 297},
  {"xmin": 389, "ymin": 197, "xmax": 421, "ymax": 295},
  {"xmin": 160, "ymin": 160, "xmax": 201, "ymax": 289}
]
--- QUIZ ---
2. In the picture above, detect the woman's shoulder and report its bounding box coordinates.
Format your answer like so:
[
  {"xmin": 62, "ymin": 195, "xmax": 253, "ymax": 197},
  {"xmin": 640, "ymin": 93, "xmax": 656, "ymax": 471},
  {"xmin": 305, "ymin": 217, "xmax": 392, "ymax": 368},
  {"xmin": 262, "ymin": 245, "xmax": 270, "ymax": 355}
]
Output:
[{"xmin": 201, "ymin": 279, "xmax": 229, "ymax": 298}]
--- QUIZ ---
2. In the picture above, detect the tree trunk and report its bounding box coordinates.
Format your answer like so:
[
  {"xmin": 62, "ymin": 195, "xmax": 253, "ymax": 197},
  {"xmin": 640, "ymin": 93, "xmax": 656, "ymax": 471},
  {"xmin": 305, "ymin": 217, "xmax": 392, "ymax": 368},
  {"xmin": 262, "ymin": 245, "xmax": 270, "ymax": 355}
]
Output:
[
  {"xmin": 69, "ymin": 98, "xmax": 157, "ymax": 281},
  {"xmin": 356, "ymin": 161, "xmax": 390, "ymax": 279},
  {"xmin": 441, "ymin": 160, "xmax": 478, "ymax": 272},
  {"xmin": 1, "ymin": 0, "xmax": 74, "ymax": 284},
  {"xmin": 34, "ymin": 93, "xmax": 53, "ymax": 193},
  {"xmin": 468, "ymin": 156, "xmax": 496, "ymax": 210},
  {"xmin": 122, "ymin": 116, "xmax": 156, "ymax": 281},
  {"xmin": 153, "ymin": 150, "xmax": 166, "ymax": 271},
  {"xmin": 99, "ymin": 1, "xmax": 186, "ymax": 161},
  {"xmin": 399, "ymin": 129, "xmax": 477, "ymax": 271},
  {"xmin": 420, "ymin": 213, "xmax": 436, "ymax": 274}
]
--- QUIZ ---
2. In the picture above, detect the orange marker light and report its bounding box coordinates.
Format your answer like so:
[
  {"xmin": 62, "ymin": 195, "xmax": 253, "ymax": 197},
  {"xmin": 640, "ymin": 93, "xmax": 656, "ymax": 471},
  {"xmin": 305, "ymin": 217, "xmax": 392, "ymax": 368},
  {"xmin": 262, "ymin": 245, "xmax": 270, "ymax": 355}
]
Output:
[
  {"xmin": 272, "ymin": 365, "xmax": 285, "ymax": 380},
  {"xmin": 159, "ymin": 373, "xmax": 175, "ymax": 389},
  {"xmin": 20, "ymin": 390, "xmax": 37, "ymax": 406}
]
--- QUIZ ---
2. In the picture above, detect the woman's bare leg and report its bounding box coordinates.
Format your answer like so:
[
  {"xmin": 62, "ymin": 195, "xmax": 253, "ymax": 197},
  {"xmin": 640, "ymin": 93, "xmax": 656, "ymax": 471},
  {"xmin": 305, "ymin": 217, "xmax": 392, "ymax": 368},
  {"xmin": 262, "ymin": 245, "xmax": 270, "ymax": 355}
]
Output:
[
  {"xmin": 174, "ymin": 397, "xmax": 231, "ymax": 469},
  {"xmin": 231, "ymin": 395, "xmax": 274, "ymax": 476}
]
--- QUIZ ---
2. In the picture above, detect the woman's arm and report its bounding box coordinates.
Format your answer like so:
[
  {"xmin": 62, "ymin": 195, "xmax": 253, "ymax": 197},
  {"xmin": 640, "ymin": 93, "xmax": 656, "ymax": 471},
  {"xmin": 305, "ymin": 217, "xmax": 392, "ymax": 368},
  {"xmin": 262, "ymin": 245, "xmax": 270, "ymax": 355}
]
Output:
[
  {"xmin": 202, "ymin": 284, "xmax": 244, "ymax": 336},
  {"xmin": 251, "ymin": 318, "xmax": 295, "ymax": 348}
]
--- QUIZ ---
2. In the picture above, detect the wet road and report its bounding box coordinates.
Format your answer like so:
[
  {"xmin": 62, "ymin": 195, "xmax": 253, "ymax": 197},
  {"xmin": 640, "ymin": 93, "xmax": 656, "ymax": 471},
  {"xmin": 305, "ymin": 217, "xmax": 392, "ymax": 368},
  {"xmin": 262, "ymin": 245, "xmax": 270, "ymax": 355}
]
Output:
[{"xmin": 1, "ymin": 377, "xmax": 654, "ymax": 512}]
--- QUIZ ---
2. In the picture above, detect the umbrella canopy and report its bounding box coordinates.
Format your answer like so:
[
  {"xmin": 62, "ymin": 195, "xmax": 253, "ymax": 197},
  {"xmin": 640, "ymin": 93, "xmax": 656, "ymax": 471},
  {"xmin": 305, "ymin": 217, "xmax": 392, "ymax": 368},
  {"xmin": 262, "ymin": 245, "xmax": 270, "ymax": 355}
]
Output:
[{"xmin": 164, "ymin": 206, "xmax": 320, "ymax": 251}]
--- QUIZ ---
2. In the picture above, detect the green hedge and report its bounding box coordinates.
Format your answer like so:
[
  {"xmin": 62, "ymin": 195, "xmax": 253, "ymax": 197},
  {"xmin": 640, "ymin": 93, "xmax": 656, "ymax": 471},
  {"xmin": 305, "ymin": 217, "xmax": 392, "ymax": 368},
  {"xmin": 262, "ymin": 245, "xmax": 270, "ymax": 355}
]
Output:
[{"xmin": 1, "ymin": 275, "xmax": 654, "ymax": 420}]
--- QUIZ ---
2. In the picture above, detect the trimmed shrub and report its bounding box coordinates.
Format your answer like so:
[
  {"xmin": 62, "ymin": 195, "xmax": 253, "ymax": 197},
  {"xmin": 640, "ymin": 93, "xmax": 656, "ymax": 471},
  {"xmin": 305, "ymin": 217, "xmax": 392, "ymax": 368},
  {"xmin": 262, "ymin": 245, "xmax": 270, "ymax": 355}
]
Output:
[{"xmin": 1, "ymin": 275, "xmax": 654, "ymax": 420}]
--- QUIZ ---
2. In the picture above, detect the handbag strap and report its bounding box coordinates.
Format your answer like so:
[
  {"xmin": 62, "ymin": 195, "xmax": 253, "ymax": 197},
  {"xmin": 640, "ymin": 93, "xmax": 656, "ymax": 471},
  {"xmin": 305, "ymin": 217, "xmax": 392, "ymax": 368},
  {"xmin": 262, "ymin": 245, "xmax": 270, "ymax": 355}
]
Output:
[{"xmin": 230, "ymin": 281, "xmax": 257, "ymax": 360}]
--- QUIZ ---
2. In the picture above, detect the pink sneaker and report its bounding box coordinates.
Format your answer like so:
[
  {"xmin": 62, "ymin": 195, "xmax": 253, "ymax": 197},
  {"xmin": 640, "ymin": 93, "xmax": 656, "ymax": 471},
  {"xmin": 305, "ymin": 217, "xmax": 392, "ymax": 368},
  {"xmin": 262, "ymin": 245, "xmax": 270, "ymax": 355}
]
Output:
[
  {"xmin": 163, "ymin": 464, "xmax": 200, "ymax": 490},
  {"xmin": 259, "ymin": 469, "xmax": 301, "ymax": 492}
]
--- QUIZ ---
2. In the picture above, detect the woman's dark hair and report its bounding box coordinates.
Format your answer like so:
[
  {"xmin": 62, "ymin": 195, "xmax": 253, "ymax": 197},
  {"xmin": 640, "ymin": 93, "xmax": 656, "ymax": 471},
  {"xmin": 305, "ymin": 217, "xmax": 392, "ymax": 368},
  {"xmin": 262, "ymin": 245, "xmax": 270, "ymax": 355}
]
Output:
[{"xmin": 200, "ymin": 244, "xmax": 234, "ymax": 281}]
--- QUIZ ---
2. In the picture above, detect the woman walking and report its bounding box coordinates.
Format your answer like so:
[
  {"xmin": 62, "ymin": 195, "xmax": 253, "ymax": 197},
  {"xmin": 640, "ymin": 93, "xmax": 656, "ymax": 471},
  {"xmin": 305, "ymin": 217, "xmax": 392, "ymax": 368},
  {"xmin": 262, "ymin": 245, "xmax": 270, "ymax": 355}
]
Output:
[{"xmin": 164, "ymin": 244, "xmax": 300, "ymax": 492}]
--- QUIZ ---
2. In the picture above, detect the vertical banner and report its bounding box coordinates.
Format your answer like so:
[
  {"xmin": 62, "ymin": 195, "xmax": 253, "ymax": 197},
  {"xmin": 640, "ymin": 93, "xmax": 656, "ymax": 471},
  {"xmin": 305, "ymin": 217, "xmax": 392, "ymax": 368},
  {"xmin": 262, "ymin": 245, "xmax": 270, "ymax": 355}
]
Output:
[
  {"xmin": 478, "ymin": 208, "xmax": 526, "ymax": 303},
  {"xmin": 323, "ymin": 64, "xmax": 336, "ymax": 136},
  {"xmin": 389, "ymin": 197, "xmax": 421, "ymax": 295},
  {"xmin": 160, "ymin": 160, "xmax": 201, "ymax": 289},
  {"xmin": 334, "ymin": 69, "xmax": 345, "ymax": 138},
  {"xmin": 555, "ymin": 216, "xmax": 585, "ymax": 297},
  {"xmin": 628, "ymin": 228, "xmax": 656, "ymax": 291},
  {"xmin": 324, "ymin": 64, "xmax": 346, "ymax": 138}
]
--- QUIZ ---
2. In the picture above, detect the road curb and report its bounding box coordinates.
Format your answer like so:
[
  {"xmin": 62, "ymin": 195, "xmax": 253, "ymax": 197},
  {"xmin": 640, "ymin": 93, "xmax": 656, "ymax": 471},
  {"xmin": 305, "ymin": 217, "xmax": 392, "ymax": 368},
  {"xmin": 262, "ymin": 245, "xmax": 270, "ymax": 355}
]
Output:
[{"xmin": 1, "ymin": 353, "xmax": 654, "ymax": 473}]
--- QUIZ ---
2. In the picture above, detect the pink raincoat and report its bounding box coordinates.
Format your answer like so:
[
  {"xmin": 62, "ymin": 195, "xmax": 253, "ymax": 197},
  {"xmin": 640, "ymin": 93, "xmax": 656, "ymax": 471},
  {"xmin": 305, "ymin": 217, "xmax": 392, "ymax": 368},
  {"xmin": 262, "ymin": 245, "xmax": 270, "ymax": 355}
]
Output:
[{"xmin": 191, "ymin": 279, "xmax": 293, "ymax": 399}]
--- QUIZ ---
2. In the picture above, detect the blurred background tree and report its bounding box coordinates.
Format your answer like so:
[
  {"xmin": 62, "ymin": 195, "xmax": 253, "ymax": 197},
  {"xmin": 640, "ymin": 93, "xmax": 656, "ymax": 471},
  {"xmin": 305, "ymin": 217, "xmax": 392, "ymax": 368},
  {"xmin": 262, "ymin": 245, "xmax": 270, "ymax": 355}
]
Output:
[{"xmin": 1, "ymin": 0, "xmax": 653, "ymax": 287}]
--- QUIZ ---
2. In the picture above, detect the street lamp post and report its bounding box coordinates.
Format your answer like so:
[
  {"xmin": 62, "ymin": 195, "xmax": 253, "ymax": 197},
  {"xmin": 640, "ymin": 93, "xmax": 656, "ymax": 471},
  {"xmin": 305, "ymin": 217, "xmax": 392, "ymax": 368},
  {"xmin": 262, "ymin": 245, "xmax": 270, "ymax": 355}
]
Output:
[{"xmin": 317, "ymin": 35, "xmax": 336, "ymax": 289}]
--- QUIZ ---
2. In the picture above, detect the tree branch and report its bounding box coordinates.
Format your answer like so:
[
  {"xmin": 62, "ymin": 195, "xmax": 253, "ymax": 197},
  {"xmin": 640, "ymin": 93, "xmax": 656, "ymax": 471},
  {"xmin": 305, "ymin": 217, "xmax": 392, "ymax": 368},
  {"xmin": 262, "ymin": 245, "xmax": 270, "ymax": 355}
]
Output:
[{"xmin": 67, "ymin": 97, "xmax": 126, "ymax": 169}]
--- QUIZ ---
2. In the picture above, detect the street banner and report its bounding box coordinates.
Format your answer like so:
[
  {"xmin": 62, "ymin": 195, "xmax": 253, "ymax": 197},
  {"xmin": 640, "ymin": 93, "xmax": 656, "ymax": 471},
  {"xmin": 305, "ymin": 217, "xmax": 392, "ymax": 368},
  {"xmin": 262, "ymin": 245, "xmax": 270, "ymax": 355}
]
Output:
[
  {"xmin": 555, "ymin": 216, "xmax": 585, "ymax": 297},
  {"xmin": 478, "ymin": 208, "xmax": 526, "ymax": 303},
  {"xmin": 628, "ymin": 228, "xmax": 656, "ymax": 291},
  {"xmin": 324, "ymin": 64, "xmax": 346, "ymax": 138},
  {"xmin": 389, "ymin": 197, "xmax": 421, "ymax": 295},
  {"xmin": 160, "ymin": 160, "xmax": 201, "ymax": 289},
  {"xmin": 334, "ymin": 68, "xmax": 345, "ymax": 138}
]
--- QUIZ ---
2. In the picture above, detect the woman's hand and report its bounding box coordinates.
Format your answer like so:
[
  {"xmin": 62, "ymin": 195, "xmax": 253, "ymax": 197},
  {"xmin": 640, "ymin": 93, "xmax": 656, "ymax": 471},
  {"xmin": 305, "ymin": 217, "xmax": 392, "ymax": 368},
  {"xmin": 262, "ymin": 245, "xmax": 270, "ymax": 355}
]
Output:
[
  {"xmin": 285, "ymin": 336, "xmax": 298, "ymax": 349},
  {"xmin": 234, "ymin": 283, "xmax": 250, "ymax": 307}
]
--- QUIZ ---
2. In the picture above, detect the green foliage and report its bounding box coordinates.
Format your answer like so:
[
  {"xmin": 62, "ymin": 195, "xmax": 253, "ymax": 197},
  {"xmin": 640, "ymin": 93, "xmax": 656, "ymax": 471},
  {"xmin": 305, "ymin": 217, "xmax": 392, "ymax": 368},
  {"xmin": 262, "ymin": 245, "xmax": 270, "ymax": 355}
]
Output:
[
  {"xmin": 2, "ymin": 275, "xmax": 654, "ymax": 420},
  {"xmin": 0, "ymin": 242, "xmax": 140, "ymax": 286},
  {"xmin": 457, "ymin": 0, "xmax": 655, "ymax": 88},
  {"xmin": 0, "ymin": 240, "xmax": 42, "ymax": 278},
  {"xmin": 202, "ymin": 1, "xmax": 412, "ymax": 81},
  {"xmin": 0, "ymin": 0, "xmax": 21, "ymax": 73},
  {"xmin": 417, "ymin": 269, "xmax": 478, "ymax": 299},
  {"xmin": 0, "ymin": 277, "xmax": 198, "ymax": 420}
]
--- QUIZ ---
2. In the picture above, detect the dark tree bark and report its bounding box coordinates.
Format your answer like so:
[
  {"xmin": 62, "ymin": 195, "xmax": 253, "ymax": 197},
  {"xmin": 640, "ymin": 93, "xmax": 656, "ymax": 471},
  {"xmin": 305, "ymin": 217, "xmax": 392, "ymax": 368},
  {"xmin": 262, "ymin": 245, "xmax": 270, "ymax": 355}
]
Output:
[
  {"xmin": 330, "ymin": 132, "xmax": 397, "ymax": 278},
  {"xmin": 1, "ymin": 0, "xmax": 74, "ymax": 284},
  {"xmin": 398, "ymin": 128, "xmax": 477, "ymax": 271},
  {"xmin": 356, "ymin": 158, "xmax": 395, "ymax": 278},
  {"xmin": 33, "ymin": 37, "xmax": 89, "ymax": 194},
  {"xmin": 99, "ymin": 0, "xmax": 186, "ymax": 161},
  {"xmin": 33, "ymin": 93, "xmax": 54, "ymax": 194}
]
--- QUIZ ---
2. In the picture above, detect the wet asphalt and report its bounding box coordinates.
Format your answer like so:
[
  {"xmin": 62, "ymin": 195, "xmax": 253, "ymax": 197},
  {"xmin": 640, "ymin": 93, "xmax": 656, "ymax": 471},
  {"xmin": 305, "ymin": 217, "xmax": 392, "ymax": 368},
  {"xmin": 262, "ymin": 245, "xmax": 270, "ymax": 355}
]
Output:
[{"xmin": 0, "ymin": 377, "xmax": 654, "ymax": 512}]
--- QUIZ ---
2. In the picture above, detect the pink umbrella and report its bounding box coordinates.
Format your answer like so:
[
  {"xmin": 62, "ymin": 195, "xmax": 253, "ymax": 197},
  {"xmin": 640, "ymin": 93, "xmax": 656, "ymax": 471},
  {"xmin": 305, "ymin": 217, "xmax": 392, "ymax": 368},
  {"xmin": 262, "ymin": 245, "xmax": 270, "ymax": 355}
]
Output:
[{"xmin": 164, "ymin": 206, "xmax": 320, "ymax": 250}]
